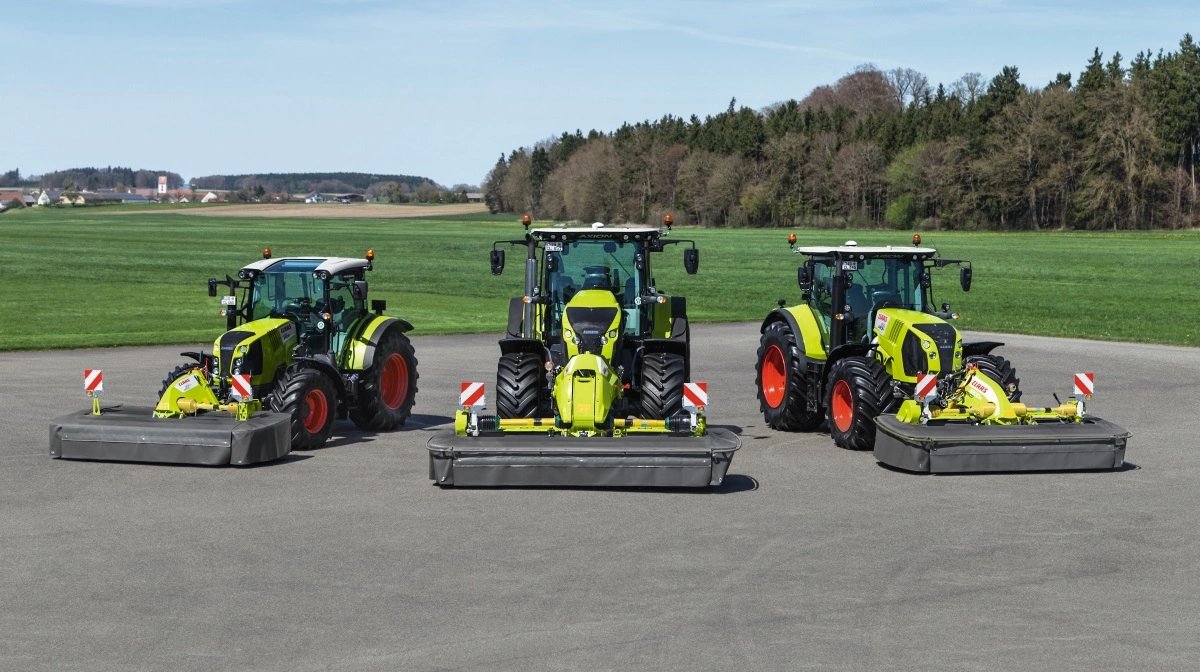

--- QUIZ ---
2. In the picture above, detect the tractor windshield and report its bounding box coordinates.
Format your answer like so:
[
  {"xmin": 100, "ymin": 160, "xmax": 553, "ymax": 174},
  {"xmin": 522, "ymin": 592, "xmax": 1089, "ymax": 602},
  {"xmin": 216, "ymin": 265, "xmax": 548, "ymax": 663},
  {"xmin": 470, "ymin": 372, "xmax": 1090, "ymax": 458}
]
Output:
[
  {"xmin": 543, "ymin": 239, "xmax": 644, "ymax": 340},
  {"xmin": 248, "ymin": 259, "xmax": 324, "ymax": 321},
  {"xmin": 846, "ymin": 257, "xmax": 925, "ymax": 314}
]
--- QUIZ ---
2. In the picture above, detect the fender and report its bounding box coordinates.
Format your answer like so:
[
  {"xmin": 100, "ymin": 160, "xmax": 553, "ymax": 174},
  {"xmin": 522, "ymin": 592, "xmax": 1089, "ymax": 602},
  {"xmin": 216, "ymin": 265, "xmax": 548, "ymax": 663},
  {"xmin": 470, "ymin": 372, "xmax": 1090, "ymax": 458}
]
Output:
[
  {"xmin": 499, "ymin": 337, "xmax": 545, "ymax": 357},
  {"xmin": 345, "ymin": 316, "xmax": 414, "ymax": 371},
  {"xmin": 292, "ymin": 357, "xmax": 349, "ymax": 416},
  {"xmin": 641, "ymin": 337, "xmax": 690, "ymax": 384},
  {"xmin": 761, "ymin": 306, "xmax": 826, "ymax": 361},
  {"xmin": 962, "ymin": 341, "xmax": 1005, "ymax": 358}
]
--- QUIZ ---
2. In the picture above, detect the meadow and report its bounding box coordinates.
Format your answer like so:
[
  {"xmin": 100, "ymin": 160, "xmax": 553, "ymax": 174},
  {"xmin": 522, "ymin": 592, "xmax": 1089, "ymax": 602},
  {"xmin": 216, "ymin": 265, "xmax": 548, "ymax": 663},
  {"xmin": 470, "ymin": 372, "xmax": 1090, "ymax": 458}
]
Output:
[{"xmin": 1, "ymin": 205, "xmax": 1197, "ymax": 350}]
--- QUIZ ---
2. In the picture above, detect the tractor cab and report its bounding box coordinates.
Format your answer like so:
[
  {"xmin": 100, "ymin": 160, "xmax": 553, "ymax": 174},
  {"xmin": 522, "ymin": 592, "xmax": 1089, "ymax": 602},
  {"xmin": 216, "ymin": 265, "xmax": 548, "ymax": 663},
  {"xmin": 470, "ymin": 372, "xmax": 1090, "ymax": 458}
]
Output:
[
  {"xmin": 217, "ymin": 254, "xmax": 376, "ymax": 359},
  {"xmin": 794, "ymin": 241, "xmax": 971, "ymax": 351}
]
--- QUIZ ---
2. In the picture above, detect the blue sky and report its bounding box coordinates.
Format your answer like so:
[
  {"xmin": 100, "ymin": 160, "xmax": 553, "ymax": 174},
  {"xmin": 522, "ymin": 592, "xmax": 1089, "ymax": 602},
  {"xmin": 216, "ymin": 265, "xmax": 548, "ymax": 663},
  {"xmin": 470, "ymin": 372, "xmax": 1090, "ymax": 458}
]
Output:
[{"xmin": 3, "ymin": 0, "xmax": 1197, "ymax": 186}]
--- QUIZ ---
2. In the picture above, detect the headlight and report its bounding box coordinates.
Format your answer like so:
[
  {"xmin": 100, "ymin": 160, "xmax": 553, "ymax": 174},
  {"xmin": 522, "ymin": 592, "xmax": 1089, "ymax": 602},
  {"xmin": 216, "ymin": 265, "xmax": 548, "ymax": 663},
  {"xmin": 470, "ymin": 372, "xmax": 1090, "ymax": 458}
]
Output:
[
  {"xmin": 922, "ymin": 340, "xmax": 931, "ymax": 349},
  {"xmin": 601, "ymin": 336, "xmax": 608, "ymax": 345},
  {"xmin": 608, "ymin": 330, "xmax": 617, "ymax": 338},
  {"xmin": 564, "ymin": 329, "xmax": 573, "ymax": 339},
  {"xmin": 232, "ymin": 357, "xmax": 243, "ymax": 374},
  {"xmin": 317, "ymin": 321, "xmax": 326, "ymax": 331}
]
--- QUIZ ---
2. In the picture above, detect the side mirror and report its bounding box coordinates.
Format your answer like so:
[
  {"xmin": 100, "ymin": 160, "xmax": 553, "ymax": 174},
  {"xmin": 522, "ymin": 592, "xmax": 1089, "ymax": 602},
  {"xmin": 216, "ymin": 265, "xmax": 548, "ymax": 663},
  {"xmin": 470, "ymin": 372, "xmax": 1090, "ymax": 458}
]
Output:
[
  {"xmin": 351, "ymin": 280, "xmax": 368, "ymax": 300},
  {"xmin": 960, "ymin": 266, "xmax": 972, "ymax": 292},
  {"xmin": 797, "ymin": 266, "xmax": 812, "ymax": 290},
  {"xmin": 683, "ymin": 248, "xmax": 699, "ymax": 274},
  {"xmin": 490, "ymin": 249, "xmax": 505, "ymax": 275},
  {"xmin": 208, "ymin": 278, "xmax": 217, "ymax": 297},
  {"xmin": 921, "ymin": 272, "xmax": 931, "ymax": 290}
]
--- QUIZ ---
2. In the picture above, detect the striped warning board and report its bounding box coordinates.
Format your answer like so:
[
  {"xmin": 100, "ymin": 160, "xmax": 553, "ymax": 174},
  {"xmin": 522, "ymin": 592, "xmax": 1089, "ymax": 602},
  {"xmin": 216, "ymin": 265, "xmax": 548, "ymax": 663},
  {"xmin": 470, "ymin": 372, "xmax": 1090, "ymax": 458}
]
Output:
[
  {"xmin": 1073, "ymin": 372, "xmax": 1094, "ymax": 397},
  {"xmin": 915, "ymin": 373, "xmax": 937, "ymax": 400},
  {"xmin": 682, "ymin": 382, "xmax": 708, "ymax": 412},
  {"xmin": 460, "ymin": 382, "xmax": 486, "ymax": 410},
  {"xmin": 231, "ymin": 374, "xmax": 253, "ymax": 400},
  {"xmin": 84, "ymin": 369, "xmax": 103, "ymax": 395}
]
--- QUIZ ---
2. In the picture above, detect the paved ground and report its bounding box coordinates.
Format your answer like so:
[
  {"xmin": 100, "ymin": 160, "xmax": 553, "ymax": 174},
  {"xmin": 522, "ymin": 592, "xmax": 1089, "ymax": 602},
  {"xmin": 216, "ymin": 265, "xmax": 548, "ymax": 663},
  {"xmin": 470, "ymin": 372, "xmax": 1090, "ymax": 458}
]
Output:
[{"xmin": 2, "ymin": 324, "xmax": 1197, "ymax": 671}]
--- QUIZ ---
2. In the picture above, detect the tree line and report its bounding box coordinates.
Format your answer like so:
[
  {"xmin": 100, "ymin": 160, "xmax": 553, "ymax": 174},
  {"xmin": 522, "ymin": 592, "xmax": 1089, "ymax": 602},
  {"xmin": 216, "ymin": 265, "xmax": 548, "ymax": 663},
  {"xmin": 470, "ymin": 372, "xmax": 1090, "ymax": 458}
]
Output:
[
  {"xmin": 484, "ymin": 34, "xmax": 1200, "ymax": 230},
  {"xmin": 32, "ymin": 167, "xmax": 185, "ymax": 192},
  {"xmin": 192, "ymin": 172, "xmax": 433, "ymax": 194}
]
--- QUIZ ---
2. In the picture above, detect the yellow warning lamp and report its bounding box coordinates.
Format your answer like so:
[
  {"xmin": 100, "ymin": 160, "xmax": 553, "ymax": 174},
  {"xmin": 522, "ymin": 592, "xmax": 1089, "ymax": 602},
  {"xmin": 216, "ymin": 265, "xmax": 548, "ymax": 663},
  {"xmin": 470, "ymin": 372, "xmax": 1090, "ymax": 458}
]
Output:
[
  {"xmin": 912, "ymin": 234, "xmax": 921, "ymax": 247},
  {"xmin": 263, "ymin": 247, "xmax": 272, "ymax": 259},
  {"xmin": 522, "ymin": 214, "xmax": 532, "ymax": 229},
  {"xmin": 366, "ymin": 249, "xmax": 375, "ymax": 262},
  {"xmin": 663, "ymin": 214, "xmax": 673, "ymax": 232},
  {"xmin": 787, "ymin": 233, "xmax": 797, "ymax": 248}
]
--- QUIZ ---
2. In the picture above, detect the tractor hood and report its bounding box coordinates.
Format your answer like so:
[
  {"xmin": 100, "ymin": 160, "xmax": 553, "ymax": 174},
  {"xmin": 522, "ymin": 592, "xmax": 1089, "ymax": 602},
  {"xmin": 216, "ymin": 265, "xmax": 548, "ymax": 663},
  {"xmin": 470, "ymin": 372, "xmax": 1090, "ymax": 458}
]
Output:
[
  {"xmin": 872, "ymin": 308, "xmax": 962, "ymax": 381},
  {"xmin": 211, "ymin": 317, "xmax": 299, "ymax": 385}
]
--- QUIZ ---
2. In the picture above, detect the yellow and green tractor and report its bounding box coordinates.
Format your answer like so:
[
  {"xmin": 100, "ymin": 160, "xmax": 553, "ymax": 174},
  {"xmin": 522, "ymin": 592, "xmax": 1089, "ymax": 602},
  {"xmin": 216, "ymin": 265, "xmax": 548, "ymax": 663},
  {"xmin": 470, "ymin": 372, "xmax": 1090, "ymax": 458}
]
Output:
[
  {"xmin": 755, "ymin": 235, "xmax": 1129, "ymax": 473},
  {"xmin": 51, "ymin": 249, "xmax": 418, "ymax": 466},
  {"xmin": 428, "ymin": 216, "xmax": 739, "ymax": 487},
  {"xmin": 155, "ymin": 250, "xmax": 419, "ymax": 450}
]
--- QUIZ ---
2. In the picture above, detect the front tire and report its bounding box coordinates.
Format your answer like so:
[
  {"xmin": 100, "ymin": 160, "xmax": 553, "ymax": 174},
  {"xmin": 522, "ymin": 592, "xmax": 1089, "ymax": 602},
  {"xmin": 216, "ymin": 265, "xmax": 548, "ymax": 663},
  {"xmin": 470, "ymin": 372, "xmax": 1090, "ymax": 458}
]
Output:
[
  {"xmin": 826, "ymin": 356, "xmax": 893, "ymax": 451},
  {"xmin": 349, "ymin": 330, "xmax": 419, "ymax": 431},
  {"xmin": 639, "ymin": 351, "xmax": 686, "ymax": 418},
  {"xmin": 963, "ymin": 354, "xmax": 1021, "ymax": 402},
  {"xmin": 158, "ymin": 362, "xmax": 200, "ymax": 398},
  {"xmin": 496, "ymin": 352, "xmax": 547, "ymax": 418},
  {"xmin": 269, "ymin": 367, "xmax": 338, "ymax": 450},
  {"xmin": 756, "ymin": 320, "xmax": 822, "ymax": 431}
]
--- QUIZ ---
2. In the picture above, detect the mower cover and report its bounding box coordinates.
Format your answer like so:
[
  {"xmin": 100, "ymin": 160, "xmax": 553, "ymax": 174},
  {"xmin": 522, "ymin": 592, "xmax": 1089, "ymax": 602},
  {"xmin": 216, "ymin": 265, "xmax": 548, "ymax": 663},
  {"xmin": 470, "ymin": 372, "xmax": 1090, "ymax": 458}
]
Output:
[{"xmin": 49, "ymin": 405, "xmax": 291, "ymax": 466}]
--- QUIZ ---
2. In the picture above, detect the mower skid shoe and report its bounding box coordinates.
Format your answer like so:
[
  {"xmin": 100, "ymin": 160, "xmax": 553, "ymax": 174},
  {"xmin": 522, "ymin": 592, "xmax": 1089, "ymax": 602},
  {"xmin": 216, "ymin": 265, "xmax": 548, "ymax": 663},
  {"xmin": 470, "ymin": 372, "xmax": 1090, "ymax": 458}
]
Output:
[
  {"xmin": 49, "ymin": 406, "xmax": 291, "ymax": 466},
  {"xmin": 427, "ymin": 428, "xmax": 740, "ymax": 488},
  {"xmin": 873, "ymin": 415, "xmax": 1130, "ymax": 474}
]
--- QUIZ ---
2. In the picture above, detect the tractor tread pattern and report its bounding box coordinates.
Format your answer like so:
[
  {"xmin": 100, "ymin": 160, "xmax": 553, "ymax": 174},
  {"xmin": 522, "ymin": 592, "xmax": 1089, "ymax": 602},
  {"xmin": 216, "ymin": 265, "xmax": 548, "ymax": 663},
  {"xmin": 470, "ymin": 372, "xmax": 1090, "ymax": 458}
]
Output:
[
  {"xmin": 640, "ymin": 352, "xmax": 686, "ymax": 419},
  {"xmin": 496, "ymin": 352, "xmax": 546, "ymax": 418},
  {"xmin": 963, "ymin": 354, "xmax": 1021, "ymax": 402},
  {"xmin": 268, "ymin": 366, "xmax": 337, "ymax": 450},
  {"xmin": 756, "ymin": 320, "xmax": 823, "ymax": 431},
  {"xmin": 158, "ymin": 362, "xmax": 199, "ymax": 399},
  {"xmin": 349, "ymin": 330, "xmax": 419, "ymax": 431},
  {"xmin": 827, "ymin": 356, "xmax": 893, "ymax": 451}
]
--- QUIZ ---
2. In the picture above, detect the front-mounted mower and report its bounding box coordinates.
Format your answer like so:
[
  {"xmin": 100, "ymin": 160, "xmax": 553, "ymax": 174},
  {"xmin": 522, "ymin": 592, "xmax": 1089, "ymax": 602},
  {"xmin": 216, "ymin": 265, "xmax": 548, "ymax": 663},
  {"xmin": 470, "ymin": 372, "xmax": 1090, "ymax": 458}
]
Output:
[
  {"xmin": 754, "ymin": 234, "xmax": 1129, "ymax": 473},
  {"xmin": 428, "ymin": 216, "xmax": 739, "ymax": 487},
  {"xmin": 50, "ymin": 249, "xmax": 418, "ymax": 466}
]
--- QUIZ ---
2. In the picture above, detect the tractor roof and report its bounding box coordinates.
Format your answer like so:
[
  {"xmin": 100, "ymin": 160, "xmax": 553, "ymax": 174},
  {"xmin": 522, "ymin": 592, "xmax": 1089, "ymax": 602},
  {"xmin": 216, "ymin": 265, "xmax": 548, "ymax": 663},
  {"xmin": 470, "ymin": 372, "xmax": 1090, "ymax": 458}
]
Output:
[
  {"xmin": 530, "ymin": 224, "xmax": 661, "ymax": 241},
  {"xmin": 794, "ymin": 244, "xmax": 938, "ymax": 257},
  {"xmin": 240, "ymin": 257, "xmax": 371, "ymax": 275}
]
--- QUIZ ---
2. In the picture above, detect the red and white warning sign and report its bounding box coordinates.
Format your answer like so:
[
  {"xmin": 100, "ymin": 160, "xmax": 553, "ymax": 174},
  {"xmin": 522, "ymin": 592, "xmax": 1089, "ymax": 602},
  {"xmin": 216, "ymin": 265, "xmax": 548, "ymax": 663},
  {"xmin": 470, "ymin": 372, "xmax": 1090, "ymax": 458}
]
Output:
[
  {"xmin": 682, "ymin": 382, "xmax": 708, "ymax": 412},
  {"xmin": 460, "ymin": 382, "xmax": 486, "ymax": 410},
  {"xmin": 231, "ymin": 374, "xmax": 253, "ymax": 400},
  {"xmin": 1073, "ymin": 372, "xmax": 1094, "ymax": 398},
  {"xmin": 915, "ymin": 373, "xmax": 937, "ymax": 400},
  {"xmin": 84, "ymin": 369, "xmax": 103, "ymax": 394}
]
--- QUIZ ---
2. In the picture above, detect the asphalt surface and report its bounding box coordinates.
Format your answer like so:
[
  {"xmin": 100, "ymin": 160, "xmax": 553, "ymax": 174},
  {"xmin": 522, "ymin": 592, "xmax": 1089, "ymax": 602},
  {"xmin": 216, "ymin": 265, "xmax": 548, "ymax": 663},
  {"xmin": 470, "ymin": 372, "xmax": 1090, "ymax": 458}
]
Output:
[{"xmin": 2, "ymin": 323, "xmax": 1197, "ymax": 671}]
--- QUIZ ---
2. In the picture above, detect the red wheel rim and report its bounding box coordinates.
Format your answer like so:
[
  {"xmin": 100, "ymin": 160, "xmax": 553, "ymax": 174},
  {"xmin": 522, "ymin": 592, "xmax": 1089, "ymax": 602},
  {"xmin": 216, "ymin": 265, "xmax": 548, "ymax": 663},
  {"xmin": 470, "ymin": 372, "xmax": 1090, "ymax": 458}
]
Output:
[
  {"xmin": 761, "ymin": 344, "xmax": 787, "ymax": 409},
  {"xmin": 303, "ymin": 389, "xmax": 329, "ymax": 433},
  {"xmin": 380, "ymin": 353, "xmax": 409, "ymax": 410},
  {"xmin": 831, "ymin": 380, "xmax": 854, "ymax": 433}
]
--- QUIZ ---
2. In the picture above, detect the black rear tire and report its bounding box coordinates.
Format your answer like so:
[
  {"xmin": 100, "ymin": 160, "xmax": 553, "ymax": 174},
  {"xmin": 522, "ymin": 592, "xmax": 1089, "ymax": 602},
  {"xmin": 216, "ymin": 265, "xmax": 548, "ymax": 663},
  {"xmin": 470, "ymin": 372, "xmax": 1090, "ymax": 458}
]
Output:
[
  {"xmin": 349, "ymin": 330, "xmax": 419, "ymax": 431},
  {"xmin": 158, "ymin": 362, "xmax": 200, "ymax": 398},
  {"xmin": 826, "ymin": 356, "xmax": 893, "ymax": 451},
  {"xmin": 496, "ymin": 352, "xmax": 547, "ymax": 418},
  {"xmin": 756, "ymin": 320, "xmax": 823, "ymax": 431},
  {"xmin": 269, "ymin": 367, "xmax": 338, "ymax": 450},
  {"xmin": 639, "ymin": 351, "xmax": 686, "ymax": 418},
  {"xmin": 963, "ymin": 354, "xmax": 1021, "ymax": 401}
]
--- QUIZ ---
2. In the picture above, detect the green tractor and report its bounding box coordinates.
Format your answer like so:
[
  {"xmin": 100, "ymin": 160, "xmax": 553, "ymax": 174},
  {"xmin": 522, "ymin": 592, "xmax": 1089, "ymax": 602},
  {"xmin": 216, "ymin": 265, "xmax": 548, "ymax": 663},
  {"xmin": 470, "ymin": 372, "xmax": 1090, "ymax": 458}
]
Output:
[
  {"xmin": 755, "ymin": 235, "xmax": 1129, "ymax": 473},
  {"xmin": 155, "ymin": 249, "xmax": 419, "ymax": 450},
  {"xmin": 427, "ymin": 216, "xmax": 739, "ymax": 488}
]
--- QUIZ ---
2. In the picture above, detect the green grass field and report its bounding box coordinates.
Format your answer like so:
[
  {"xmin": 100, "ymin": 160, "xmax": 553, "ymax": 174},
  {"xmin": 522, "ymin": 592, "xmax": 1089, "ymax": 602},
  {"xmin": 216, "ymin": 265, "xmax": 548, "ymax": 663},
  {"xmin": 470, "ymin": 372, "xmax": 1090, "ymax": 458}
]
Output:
[{"xmin": 1, "ymin": 206, "xmax": 1197, "ymax": 350}]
